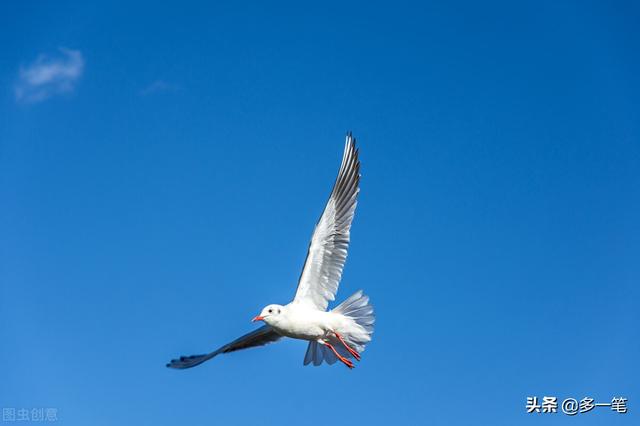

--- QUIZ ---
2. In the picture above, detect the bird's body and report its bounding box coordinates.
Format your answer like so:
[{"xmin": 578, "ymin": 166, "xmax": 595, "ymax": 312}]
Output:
[
  {"xmin": 265, "ymin": 301, "xmax": 369, "ymax": 344},
  {"xmin": 167, "ymin": 133, "xmax": 374, "ymax": 369},
  {"xmin": 265, "ymin": 304, "xmax": 339, "ymax": 341}
]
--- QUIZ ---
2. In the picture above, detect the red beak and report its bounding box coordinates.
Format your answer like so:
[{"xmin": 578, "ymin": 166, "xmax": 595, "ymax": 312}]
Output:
[{"xmin": 252, "ymin": 315, "xmax": 264, "ymax": 322}]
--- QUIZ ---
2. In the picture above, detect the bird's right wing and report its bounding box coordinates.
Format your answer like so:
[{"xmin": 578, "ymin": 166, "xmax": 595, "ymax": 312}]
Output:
[
  {"xmin": 292, "ymin": 134, "xmax": 360, "ymax": 311},
  {"xmin": 166, "ymin": 325, "xmax": 282, "ymax": 369}
]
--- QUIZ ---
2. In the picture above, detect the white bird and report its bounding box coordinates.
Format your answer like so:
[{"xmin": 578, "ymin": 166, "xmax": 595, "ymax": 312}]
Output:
[{"xmin": 167, "ymin": 133, "xmax": 374, "ymax": 369}]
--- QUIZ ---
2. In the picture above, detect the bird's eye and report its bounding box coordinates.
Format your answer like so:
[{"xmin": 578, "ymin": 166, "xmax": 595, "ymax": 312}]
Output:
[{"xmin": 268, "ymin": 309, "xmax": 273, "ymax": 314}]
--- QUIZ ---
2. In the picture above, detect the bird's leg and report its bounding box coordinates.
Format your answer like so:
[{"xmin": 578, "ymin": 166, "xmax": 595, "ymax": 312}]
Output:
[
  {"xmin": 333, "ymin": 331, "xmax": 361, "ymax": 361},
  {"xmin": 320, "ymin": 340, "xmax": 354, "ymax": 369}
]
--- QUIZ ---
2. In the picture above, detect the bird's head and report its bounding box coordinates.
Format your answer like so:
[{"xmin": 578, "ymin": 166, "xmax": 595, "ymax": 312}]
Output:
[{"xmin": 252, "ymin": 304, "xmax": 284, "ymax": 325}]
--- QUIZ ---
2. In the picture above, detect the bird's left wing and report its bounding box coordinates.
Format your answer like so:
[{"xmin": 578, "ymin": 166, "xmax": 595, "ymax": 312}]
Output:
[
  {"xmin": 166, "ymin": 325, "xmax": 282, "ymax": 369},
  {"xmin": 292, "ymin": 134, "xmax": 360, "ymax": 311}
]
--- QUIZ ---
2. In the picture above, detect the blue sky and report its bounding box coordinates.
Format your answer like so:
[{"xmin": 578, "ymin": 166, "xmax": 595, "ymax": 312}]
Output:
[{"xmin": 1, "ymin": 1, "xmax": 639, "ymax": 425}]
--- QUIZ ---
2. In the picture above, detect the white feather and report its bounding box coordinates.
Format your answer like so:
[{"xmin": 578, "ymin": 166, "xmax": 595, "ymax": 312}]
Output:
[{"xmin": 292, "ymin": 134, "xmax": 360, "ymax": 311}]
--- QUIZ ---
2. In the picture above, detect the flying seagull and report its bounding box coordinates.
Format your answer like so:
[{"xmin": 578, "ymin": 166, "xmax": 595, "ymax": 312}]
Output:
[{"xmin": 167, "ymin": 133, "xmax": 374, "ymax": 369}]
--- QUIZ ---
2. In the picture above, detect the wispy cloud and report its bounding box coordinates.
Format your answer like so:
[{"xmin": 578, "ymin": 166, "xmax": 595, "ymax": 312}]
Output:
[
  {"xmin": 15, "ymin": 48, "xmax": 84, "ymax": 103},
  {"xmin": 140, "ymin": 79, "xmax": 180, "ymax": 96}
]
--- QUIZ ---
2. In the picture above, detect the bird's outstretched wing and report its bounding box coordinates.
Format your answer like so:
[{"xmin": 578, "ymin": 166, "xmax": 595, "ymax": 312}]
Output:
[
  {"xmin": 166, "ymin": 325, "xmax": 282, "ymax": 369},
  {"xmin": 292, "ymin": 133, "xmax": 360, "ymax": 311}
]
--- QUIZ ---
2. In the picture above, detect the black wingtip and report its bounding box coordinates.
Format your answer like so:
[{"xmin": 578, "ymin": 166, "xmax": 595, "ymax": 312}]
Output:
[
  {"xmin": 166, "ymin": 357, "xmax": 186, "ymax": 369},
  {"xmin": 346, "ymin": 131, "xmax": 357, "ymax": 147}
]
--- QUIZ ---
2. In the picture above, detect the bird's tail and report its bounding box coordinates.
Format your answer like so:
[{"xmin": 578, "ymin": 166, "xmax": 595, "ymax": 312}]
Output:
[
  {"xmin": 303, "ymin": 290, "xmax": 375, "ymax": 366},
  {"xmin": 333, "ymin": 290, "xmax": 375, "ymax": 352}
]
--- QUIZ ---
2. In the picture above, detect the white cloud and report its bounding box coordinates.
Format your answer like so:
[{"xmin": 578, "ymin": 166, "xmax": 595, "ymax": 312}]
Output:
[
  {"xmin": 139, "ymin": 79, "xmax": 180, "ymax": 96},
  {"xmin": 15, "ymin": 48, "xmax": 84, "ymax": 103}
]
